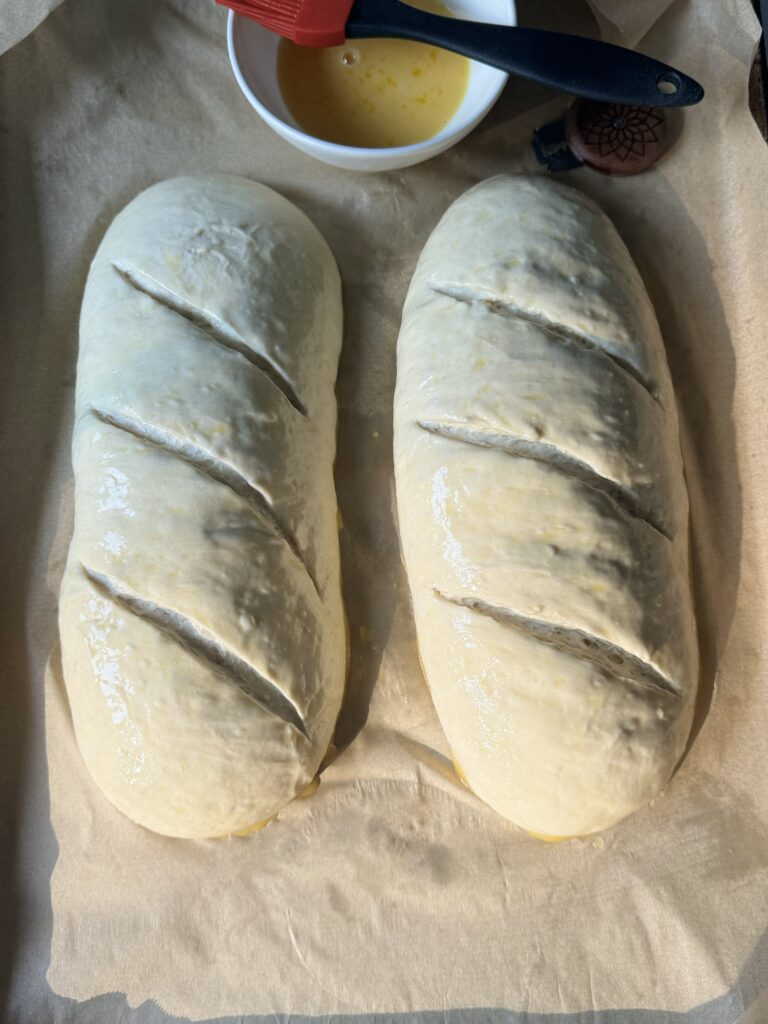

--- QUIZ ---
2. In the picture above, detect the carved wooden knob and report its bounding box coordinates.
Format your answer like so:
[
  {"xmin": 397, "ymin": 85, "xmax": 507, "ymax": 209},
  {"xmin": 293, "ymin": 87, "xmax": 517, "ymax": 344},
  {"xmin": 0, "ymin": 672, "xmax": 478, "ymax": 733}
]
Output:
[{"xmin": 565, "ymin": 100, "xmax": 668, "ymax": 175}]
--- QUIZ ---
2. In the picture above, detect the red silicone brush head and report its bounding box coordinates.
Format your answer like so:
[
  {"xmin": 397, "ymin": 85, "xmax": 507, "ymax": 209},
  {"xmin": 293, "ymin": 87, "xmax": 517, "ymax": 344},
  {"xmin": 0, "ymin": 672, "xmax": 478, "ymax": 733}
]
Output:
[{"xmin": 217, "ymin": 0, "xmax": 355, "ymax": 47}]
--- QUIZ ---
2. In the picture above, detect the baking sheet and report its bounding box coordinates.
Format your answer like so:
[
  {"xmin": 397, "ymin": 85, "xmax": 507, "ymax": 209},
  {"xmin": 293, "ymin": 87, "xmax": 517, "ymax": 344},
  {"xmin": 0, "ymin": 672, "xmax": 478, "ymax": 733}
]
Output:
[{"xmin": 2, "ymin": 0, "xmax": 768, "ymax": 1020}]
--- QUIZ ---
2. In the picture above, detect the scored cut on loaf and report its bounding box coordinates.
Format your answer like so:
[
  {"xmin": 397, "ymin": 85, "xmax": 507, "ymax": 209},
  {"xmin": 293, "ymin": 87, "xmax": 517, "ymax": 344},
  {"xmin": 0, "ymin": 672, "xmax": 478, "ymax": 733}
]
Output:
[
  {"xmin": 394, "ymin": 175, "xmax": 698, "ymax": 838},
  {"xmin": 59, "ymin": 175, "xmax": 346, "ymax": 839}
]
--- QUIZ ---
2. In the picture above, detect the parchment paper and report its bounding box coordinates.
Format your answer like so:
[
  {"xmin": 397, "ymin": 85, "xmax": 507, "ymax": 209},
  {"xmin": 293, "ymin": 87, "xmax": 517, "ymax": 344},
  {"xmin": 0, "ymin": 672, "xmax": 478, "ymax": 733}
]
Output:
[
  {"xmin": 0, "ymin": 0, "xmax": 63, "ymax": 54},
  {"xmin": 2, "ymin": 0, "xmax": 768, "ymax": 1019}
]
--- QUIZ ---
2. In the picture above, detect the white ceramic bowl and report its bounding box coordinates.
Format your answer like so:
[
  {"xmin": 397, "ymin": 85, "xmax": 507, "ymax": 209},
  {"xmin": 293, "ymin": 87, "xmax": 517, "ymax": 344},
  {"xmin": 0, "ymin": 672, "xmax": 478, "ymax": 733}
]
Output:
[{"xmin": 227, "ymin": 0, "xmax": 516, "ymax": 172}]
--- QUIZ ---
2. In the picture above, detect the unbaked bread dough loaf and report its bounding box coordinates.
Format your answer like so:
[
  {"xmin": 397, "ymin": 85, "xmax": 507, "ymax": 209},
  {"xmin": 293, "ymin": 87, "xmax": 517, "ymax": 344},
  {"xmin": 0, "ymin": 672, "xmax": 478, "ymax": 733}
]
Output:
[
  {"xmin": 59, "ymin": 175, "xmax": 346, "ymax": 838},
  {"xmin": 394, "ymin": 175, "xmax": 698, "ymax": 837}
]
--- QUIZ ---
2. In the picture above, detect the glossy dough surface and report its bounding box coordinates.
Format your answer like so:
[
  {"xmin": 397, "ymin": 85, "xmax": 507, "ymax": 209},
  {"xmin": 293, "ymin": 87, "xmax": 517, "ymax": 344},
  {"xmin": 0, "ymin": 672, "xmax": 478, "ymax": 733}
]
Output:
[
  {"xmin": 394, "ymin": 176, "xmax": 698, "ymax": 837},
  {"xmin": 59, "ymin": 175, "xmax": 345, "ymax": 838}
]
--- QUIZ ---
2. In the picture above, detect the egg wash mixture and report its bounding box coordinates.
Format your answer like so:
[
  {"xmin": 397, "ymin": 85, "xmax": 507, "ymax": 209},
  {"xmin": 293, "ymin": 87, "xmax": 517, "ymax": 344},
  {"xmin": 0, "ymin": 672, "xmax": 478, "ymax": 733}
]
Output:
[{"xmin": 277, "ymin": 0, "xmax": 470, "ymax": 148}]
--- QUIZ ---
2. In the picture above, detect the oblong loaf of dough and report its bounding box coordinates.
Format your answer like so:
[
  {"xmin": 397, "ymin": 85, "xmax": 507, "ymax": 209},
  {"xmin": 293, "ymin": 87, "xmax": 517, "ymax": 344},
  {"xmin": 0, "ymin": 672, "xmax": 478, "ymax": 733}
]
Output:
[
  {"xmin": 394, "ymin": 175, "xmax": 698, "ymax": 837},
  {"xmin": 59, "ymin": 175, "xmax": 346, "ymax": 838}
]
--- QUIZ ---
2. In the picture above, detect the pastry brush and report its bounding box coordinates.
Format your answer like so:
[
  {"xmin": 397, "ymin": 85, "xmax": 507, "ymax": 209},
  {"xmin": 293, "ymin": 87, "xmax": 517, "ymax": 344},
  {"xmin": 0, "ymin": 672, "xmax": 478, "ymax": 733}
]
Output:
[{"xmin": 217, "ymin": 0, "xmax": 704, "ymax": 107}]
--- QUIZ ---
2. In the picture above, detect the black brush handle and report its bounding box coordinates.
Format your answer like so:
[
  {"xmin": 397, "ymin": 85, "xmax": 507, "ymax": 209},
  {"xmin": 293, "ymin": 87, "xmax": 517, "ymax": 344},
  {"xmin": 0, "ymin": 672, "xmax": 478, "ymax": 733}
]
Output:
[{"xmin": 345, "ymin": 0, "xmax": 704, "ymax": 107}]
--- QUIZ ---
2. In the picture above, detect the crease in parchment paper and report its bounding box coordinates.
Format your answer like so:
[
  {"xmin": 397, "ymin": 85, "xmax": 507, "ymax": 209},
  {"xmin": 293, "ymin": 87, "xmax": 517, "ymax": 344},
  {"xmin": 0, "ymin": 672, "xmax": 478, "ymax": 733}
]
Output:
[
  {"xmin": 2, "ymin": 0, "xmax": 768, "ymax": 1020},
  {"xmin": 586, "ymin": 0, "xmax": 675, "ymax": 46}
]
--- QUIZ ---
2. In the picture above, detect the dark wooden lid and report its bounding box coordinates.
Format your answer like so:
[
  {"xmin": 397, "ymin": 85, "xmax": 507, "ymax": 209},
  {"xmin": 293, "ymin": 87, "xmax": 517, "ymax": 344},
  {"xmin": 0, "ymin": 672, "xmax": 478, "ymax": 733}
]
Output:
[{"xmin": 565, "ymin": 100, "xmax": 668, "ymax": 175}]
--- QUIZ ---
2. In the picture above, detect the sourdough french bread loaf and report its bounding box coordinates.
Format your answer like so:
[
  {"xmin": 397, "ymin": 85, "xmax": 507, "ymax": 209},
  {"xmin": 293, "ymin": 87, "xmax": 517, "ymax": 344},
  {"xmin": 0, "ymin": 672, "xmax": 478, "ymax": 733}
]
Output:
[
  {"xmin": 59, "ymin": 175, "xmax": 346, "ymax": 838},
  {"xmin": 394, "ymin": 175, "xmax": 698, "ymax": 837}
]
